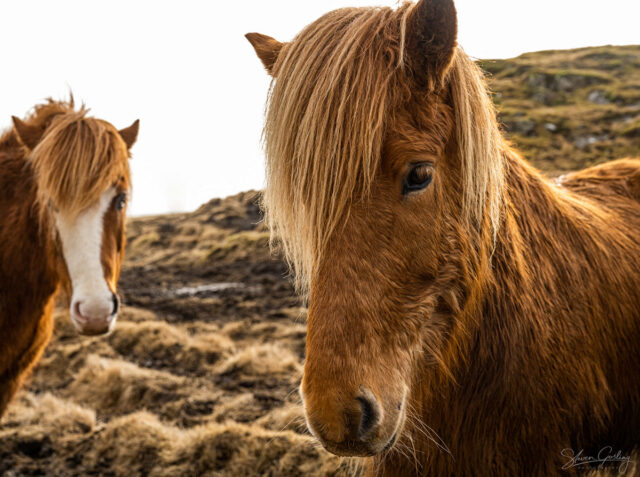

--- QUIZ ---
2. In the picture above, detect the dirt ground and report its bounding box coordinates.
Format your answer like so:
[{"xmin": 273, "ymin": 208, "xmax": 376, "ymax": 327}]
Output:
[{"xmin": 0, "ymin": 191, "xmax": 357, "ymax": 476}]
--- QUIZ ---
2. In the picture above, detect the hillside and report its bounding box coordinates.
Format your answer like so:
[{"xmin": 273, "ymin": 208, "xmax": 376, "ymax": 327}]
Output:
[
  {"xmin": 1, "ymin": 45, "xmax": 639, "ymax": 476},
  {"xmin": 479, "ymin": 45, "xmax": 640, "ymax": 173}
]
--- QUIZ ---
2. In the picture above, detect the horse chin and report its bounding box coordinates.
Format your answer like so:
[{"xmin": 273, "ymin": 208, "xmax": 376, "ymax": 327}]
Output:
[
  {"xmin": 320, "ymin": 424, "xmax": 404, "ymax": 457},
  {"xmin": 75, "ymin": 325, "xmax": 114, "ymax": 337},
  {"xmin": 323, "ymin": 441, "xmax": 381, "ymax": 457}
]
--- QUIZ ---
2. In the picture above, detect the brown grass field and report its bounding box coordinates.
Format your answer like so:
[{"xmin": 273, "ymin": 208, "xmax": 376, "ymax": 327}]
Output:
[{"xmin": 1, "ymin": 45, "xmax": 639, "ymax": 476}]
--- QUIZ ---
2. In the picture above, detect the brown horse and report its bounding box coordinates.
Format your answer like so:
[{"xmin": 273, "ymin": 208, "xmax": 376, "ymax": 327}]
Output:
[
  {"xmin": 247, "ymin": 0, "xmax": 640, "ymax": 474},
  {"xmin": 0, "ymin": 99, "xmax": 138, "ymax": 418}
]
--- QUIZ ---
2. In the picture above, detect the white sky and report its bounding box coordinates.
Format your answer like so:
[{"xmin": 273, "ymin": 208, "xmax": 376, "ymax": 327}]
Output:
[{"xmin": 1, "ymin": 1, "xmax": 638, "ymax": 216}]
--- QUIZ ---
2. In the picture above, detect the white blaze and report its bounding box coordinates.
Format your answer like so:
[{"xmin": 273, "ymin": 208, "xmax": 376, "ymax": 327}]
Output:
[{"xmin": 55, "ymin": 188, "xmax": 116, "ymax": 331}]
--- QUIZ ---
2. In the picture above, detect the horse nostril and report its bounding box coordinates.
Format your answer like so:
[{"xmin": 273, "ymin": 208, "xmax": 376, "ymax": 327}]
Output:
[
  {"xmin": 73, "ymin": 301, "xmax": 85, "ymax": 320},
  {"xmin": 356, "ymin": 389, "xmax": 381, "ymax": 440},
  {"xmin": 111, "ymin": 293, "xmax": 119, "ymax": 315}
]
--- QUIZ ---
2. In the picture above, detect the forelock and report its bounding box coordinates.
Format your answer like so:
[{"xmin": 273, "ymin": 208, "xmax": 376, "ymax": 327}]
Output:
[
  {"xmin": 30, "ymin": 110, "xmax": 131, "ymax": 218},
  {"xmin": 262, "ymin": 5, "xmax": 413, "ymax": 291}
]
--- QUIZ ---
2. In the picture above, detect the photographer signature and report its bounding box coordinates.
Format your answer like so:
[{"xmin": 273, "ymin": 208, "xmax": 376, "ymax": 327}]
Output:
[{"xmin": 561, "ymin": 447, "xmax": 633, "ymax": 474}]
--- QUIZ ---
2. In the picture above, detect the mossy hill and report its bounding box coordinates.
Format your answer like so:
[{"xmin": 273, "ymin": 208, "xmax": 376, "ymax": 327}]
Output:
[{"xmin": 478, "ymin": 45, "xmax": 640, "ymax": 173}]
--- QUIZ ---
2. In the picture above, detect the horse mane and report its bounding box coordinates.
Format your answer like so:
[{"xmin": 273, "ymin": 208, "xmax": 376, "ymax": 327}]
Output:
[
  {"xmin": 262, "ymin": 3, "xmax": 505, "ymax": 291},
  {"xmin": 0, "ymin": 99, "xmax": 73, "ymax": 150},
  {"xmin": 4, "ymin": 98, "xmax": 131, "ymax": 218}
]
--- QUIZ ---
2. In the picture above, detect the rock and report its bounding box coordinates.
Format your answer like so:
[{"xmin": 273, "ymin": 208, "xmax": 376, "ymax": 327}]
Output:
[
  {"xmin": 554, "ymin": 76, "xmax": 576, "ymax": 92},
  {"xmin": 512, "ymin": 119, "xmax": 537, "ymax": 136},
  {"xmin": 574, "ymin": 137, "xmax": 592, "ymax": 149},
  {"xmin": 527, "ymin": 72, "xmax": 609, "ymax": 93},
  {"xmin": 544, "ymin": 123, "xmax": 558, "ymax": 133},
  {"xmin": 527, "ymin": 73, "xmax": 547, "ymax": 89},
  {"xmin": 532, "ymin": 91, "xmax": 559, "ymax": 105},
  {"xmin": 588, "ymin": 90, "xmax": 610, "ymax": 105},
  {"xmin": 574, "ymin": 134, "xmax": 609, "ymax": 149}
]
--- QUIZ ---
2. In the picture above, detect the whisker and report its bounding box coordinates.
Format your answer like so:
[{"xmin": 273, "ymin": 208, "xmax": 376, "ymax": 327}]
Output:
[
  {"xmin": 407, "ymin": 433, "xmax": 422, "ymax": 475},
  {"xmin": 404, "ymin": 404, "xmax": 453, "ymax": 459}
]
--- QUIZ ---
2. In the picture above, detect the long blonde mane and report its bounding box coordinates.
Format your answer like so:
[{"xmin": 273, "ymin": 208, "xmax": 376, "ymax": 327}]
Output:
[
  {"xmin": 20, "ymin": 100, "xmax": 131, "ymax": 217},
  {"xmin": 262, "ymin": 3, "xmax": 505, "ymax": 291}
]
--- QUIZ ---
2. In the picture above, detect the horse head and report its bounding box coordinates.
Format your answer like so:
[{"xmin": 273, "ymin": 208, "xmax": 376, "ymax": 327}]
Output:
[{"xmin": 12, "ymin": 105, "xmax": 139, "ymax": 336}]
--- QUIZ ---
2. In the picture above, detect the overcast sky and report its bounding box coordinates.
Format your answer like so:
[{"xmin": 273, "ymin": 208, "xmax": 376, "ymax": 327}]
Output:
[{"xmin": 1, "ymin": 1, "xmax": 639, "ymax": 216}]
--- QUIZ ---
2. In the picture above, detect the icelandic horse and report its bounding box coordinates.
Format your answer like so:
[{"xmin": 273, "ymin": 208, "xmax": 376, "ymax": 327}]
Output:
[
  {"xmin": 247, "ymin": 0, "xmax": 640, "ymax": 474},
  {"xmin": 0, "ymin": 99, "xmax": 138, "ymax": 418}
]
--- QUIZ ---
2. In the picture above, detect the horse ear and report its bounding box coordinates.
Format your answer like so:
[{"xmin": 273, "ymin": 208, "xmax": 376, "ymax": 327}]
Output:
[
  {"xmin": 12, "ymin": 116, "xmax": 45, "ymax": 150},
  {"xmin": 118, "ymin": 119, "xmax": 139, "ymax": 149},
  {"xmin": 245, "ymin": 32, "xmax": 284, "ymax": 76},
  {"xmin": 405, "ymin": 0, "xmax": 458, "ymax": 90}
]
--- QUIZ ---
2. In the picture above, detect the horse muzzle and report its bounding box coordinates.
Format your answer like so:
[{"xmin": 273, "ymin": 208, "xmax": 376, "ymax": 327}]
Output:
[
  {"xmin": 301, "ymin": 384, "xmax": 407, "ymax": 457},
  {"xmin": 70, "ymin": 292, "xmax": 119, "ymax": 336}
]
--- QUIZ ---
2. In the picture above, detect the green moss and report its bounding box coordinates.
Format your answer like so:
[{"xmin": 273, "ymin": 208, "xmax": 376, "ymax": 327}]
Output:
[
  {"xmin": 621, "ymin": 120, "xmax": 640, "ymax": 138},
  {"xmin": 479, "ymin": 45, "xmax": 640, "ymax": 174},
  {"xmin": 477, "ymin": 59, "xmax": 508, "ymax": 76}
]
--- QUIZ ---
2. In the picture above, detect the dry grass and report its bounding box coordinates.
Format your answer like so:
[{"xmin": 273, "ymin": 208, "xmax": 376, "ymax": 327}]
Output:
[
  {"xmin": 109, "ymin": 321, "xmax": 234, "ymax": 374},
  {"xmin": 216, "ymin": 343, "xmax": 302, "ymax": 377},
  {"xmin": 84, "ymin": 411, "xmax": 350, "ymax": 477},
  {"xmin": 67, "ymin": 355, "xmax": 188, "ymax": 416},
  {"xmin": 1, "ymin": 393, "xmax": 96, "ymax": 437}
]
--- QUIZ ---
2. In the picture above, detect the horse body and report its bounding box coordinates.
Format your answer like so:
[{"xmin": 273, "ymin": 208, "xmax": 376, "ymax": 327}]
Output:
[
  {"xmin": 248, "ymin": 0, "xmax": 640, "ymax": 474},
  {"xmin": 0, "ymin": 100, "xmax": 138, "ymax": 418},
  {"xmin": 0, "ymin": 151, "xmax": 57, "ymax": 415}
]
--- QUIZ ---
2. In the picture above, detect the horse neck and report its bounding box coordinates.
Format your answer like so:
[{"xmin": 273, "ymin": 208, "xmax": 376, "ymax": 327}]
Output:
[
  {"xmin": 0, "ymin": 151, "xmax": 61, "ymax": 310},
  {"xmin": 449, "ymin": 147, "xmax": 640, "ymax": 400},
  {"xmin": 487, "ymin": 148, "xmax": 629, "ymax": 311},
  {"xmin": 461, "ymin": 151, "xmax": 599, "ymax": 357}
]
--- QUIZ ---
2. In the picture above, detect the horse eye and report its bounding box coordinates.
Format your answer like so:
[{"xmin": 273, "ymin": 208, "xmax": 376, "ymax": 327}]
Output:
[
  {"xmin": 115, "ymin": 194, "xmax": 127, "ymax": 211},
  {"xmin": 403, "ymin": 163, "xmax": 434, "ymax": 195}
]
